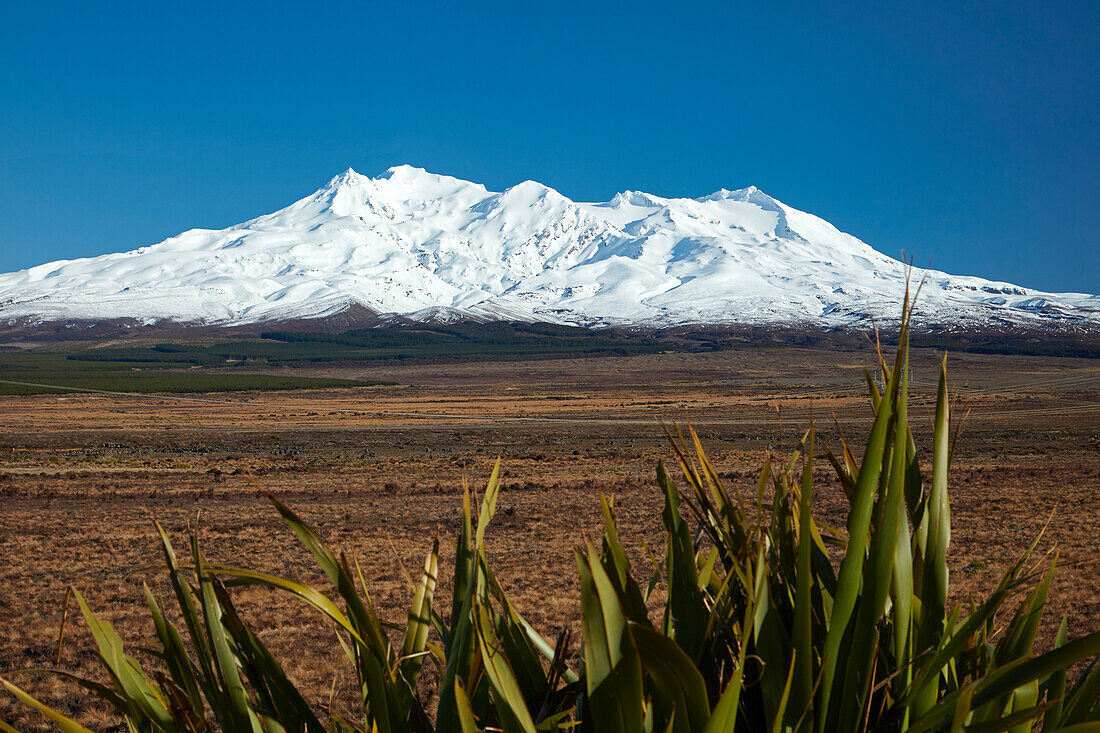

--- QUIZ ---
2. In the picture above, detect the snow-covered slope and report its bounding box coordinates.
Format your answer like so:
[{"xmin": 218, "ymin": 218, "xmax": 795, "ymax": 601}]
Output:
[{"xmin": 1, "ymin": 165, "xmax": 1096, "ymax": 330}]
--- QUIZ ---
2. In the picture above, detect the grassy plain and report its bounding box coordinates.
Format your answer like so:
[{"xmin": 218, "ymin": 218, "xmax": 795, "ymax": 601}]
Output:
[{"xmin": 0, "ymin": 344, "xmax": 1097, "ymax": 728}]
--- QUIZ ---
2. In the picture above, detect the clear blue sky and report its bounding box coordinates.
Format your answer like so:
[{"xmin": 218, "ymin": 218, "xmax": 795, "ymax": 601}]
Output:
[{"xmin": 1, "ymin": 1, "xmax": 1096, "ymax": 293}]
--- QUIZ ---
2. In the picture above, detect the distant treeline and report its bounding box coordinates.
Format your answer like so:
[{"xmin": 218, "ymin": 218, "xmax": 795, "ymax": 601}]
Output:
[
  {"xmin": 909, "ymin": 333, "xmax": 1100, "ymax": 359},
  {"xmin": 656, "ymin": 325, "xmax": 1100, "ymax": 359}
]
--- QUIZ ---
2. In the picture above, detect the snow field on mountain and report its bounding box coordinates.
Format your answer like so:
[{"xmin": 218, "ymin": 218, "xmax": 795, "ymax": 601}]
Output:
[{"xmin": 0, "ymin": 165, "xmax": 1095, "ymax": 328}]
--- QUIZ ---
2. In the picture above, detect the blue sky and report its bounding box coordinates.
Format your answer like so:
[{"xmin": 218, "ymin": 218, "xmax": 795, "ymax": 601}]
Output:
[{"xmin": 1, "ymin": 1, "xmax": 1096, "ymax": 293}]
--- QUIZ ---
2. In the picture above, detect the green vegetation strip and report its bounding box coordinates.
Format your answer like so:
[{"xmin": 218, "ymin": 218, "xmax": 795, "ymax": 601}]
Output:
[
  {"xmin": 0, "ymin": 322, "xmax": 664, "ymax": 394},
  {"xmin": 0, "ymin": 353, "xmax": 387, "ymax": 395},
  {"xmin": 65, "ymin": 322, "xmax": 669, "ymax": 366}
]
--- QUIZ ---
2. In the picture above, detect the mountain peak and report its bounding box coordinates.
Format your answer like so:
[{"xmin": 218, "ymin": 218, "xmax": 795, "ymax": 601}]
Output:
[
  {"xmin": 609, "ymin": 190, "xmax": 667, "ymax": 208},
  {"xmin": 698, "ymin": 185, "xmax": 769, "ymax": 203},
  {"xmin": 500, "ymin": 179, "xmax": 567, "ymax": 203},
  {"xmin": 323, "ymin": 167, "xmax": 368, "ymax": 191},
  {"xmin": 326, "ymin": 165, "xmax": 441, "ymax": 190},
  {"xmin": 380, "ymin": 163, "xmax": 431, "ymax": 180},
  {"xmin": 370, "ymin": 165, "xmax": 488, "ymax": 199}
]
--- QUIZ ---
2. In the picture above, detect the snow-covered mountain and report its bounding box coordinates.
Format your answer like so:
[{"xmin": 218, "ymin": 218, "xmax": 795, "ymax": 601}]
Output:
[{"xmin": 1, "ymin": 165, "xmax": 1096, "ymax": 331}]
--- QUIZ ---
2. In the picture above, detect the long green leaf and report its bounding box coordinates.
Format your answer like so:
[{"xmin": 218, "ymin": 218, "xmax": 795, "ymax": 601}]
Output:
[
  {"xmin": 400, "ymin": 539, "xmax": 439, "ymax": 684},
  {"xmin": 473, "ymin": 601, "xmax": 539, "ymax": 733},
  {"xmin": 71, "ymin": 588, "xmax": 175, "ymax": 728},
  {"xmin": 5, "ymin": 669, "xmax": 128, "ymax": 713},
  {"xmin": 454, "ymin": 680, "xmax": 480, "ymax": 733},
  {"xmin": 791, "ymin": 426, "xmax": 816, "ymax": 732},
  {"xmin": 1061, "ymin": 657, "xmax": 1100, "ymax": 726},
  {"xmin": 144, "ymin": 583, "xmax": 206, "ymax": 726},
  {"xmin": 1043, "ymin": 617, "xmax": 1069, "ymax": 730},
  {"xmin": 194, "ymin": 541, "xmax": 263, "ymax": 733},
  {"xmin": 154, "ymin": 521, "xmax": 219, "ymax": 710},
  {"xmin": 632, "ymin": 624, "xmax": 710, "ymax": 733},
  {"xmin": 657, "ymin": 461, "xmax": 708, "ymax": 662},
  {"xmin": 819, "ymin": 324, "xmax": 904, "ymax": 727},
  {"xmin": 912, "ymin": 355, "xmax": 952, "ymax": 718},
  {"xmin": 438, "ymin": 474, "xmax": 495, "ymax": 733},
  {"xmin": 212, "ymin": 581, "xmax": 326, "ymax": 733},
  {"xmin": 0, "ymin": 678, "xmax": 95, "ymax": 733},
  {"xmin": 475, "ymin": 458, "xmax": 503, "ymax": 550},
  {"xmin": 576, "ymin": 542, "xmax": 645, "ymax": 733},
  {"xmin": 213, "ymin": 566, "xmax": 365, "ymax": 646},
  {"xmin": 599, "ymin": 492, "xmax": 650, "ymax": 626}
]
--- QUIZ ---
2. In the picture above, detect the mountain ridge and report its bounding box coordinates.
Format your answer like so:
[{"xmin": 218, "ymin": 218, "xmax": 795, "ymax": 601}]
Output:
[{"xmin": 0, "ymin": 165, "xmax": 1096, "ymax": 331}]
